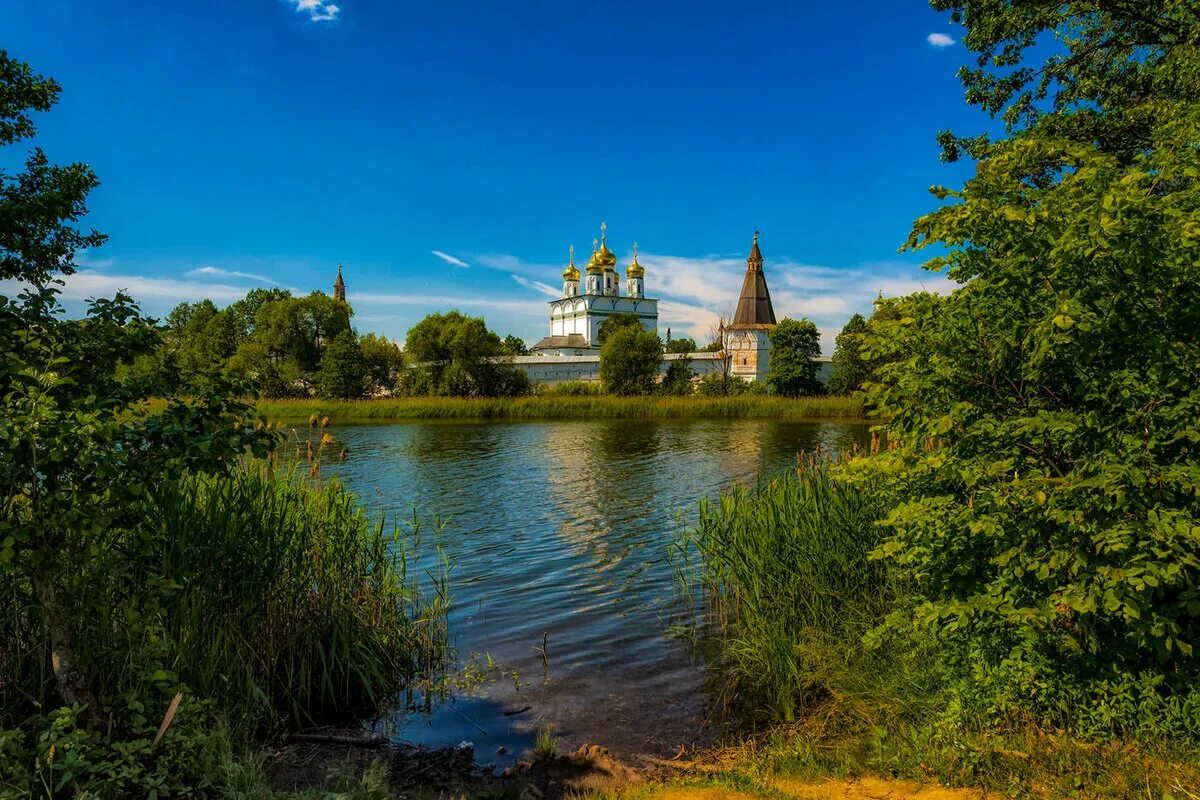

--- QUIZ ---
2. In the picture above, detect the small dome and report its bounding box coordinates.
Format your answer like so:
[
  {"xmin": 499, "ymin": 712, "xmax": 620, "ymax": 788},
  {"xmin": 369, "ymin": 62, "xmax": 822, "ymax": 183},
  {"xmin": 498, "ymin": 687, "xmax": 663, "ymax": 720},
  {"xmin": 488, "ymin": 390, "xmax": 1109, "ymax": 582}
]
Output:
[
  {"xmin": 585, "ymin": 243, "xmax": 605, "ymax": 274},
  {"xmin": 597, "ymin": 241, "xmax": 617, "ymax": 269},
  {"xmin": 563, "ymin": 246, "xmax": 580, "ymax": 281},
  {"xmin": 626, "ymin": 243, "xmax": 645, "ymax": 278}
]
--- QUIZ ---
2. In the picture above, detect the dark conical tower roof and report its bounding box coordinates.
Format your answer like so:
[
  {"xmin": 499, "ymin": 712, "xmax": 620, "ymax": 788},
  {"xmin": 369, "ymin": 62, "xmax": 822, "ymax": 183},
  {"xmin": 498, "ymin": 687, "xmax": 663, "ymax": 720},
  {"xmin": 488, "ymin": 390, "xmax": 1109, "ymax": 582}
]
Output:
[
  {"xmin": 731, "ymin": 231, "xmax": 776, "ymax": 327},
  {"xmin": 333, "ymin": 264, "xmax": 346, "ymax": 301}
]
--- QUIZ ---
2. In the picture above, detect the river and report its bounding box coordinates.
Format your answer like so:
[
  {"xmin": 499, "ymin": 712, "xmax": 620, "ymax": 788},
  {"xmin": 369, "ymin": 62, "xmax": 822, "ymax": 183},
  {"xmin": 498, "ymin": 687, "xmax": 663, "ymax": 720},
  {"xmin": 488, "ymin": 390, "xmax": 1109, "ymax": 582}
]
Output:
[{"xmin": 325, "ymin": 418, "xmax": 869, "ymax": 765}]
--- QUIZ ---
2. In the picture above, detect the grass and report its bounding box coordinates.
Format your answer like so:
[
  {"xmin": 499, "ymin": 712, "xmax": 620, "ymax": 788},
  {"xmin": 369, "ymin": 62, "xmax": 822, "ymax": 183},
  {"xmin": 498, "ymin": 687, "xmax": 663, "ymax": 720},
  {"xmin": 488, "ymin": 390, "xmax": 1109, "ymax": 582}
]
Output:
[
  {"xmin": 671, "ymin": 459, "xmax": 914, "ymax": 726},
  {"xmin": 253, "ymin": 394, "xmax": 864, "ymax": 422},
  {"xmin": 147, "ymin": 459, "xmax": 452, "ymax": 727},
  {"xmin": 1, "ymin": 450, "xmax": 452, "ymax": 795}
]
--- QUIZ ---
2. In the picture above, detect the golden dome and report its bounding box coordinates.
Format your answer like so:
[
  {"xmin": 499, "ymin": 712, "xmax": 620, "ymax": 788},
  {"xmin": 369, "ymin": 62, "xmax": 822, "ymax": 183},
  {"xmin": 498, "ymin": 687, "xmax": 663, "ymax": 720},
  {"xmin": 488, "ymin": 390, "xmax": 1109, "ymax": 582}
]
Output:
[
  {"xmin": 595, "ymin": 221, "xmax": 618, "ymax": 269},
  {"xmin": 585, "ymin": 238, "xmax": 604, "ymax": 274},
  {"xmin": 626, "ymin": 242, "xmax": 645, "ymax": 278},
  {"xmin": 562, "ymin": 245, "xmax": 580, "ymax": 281}
]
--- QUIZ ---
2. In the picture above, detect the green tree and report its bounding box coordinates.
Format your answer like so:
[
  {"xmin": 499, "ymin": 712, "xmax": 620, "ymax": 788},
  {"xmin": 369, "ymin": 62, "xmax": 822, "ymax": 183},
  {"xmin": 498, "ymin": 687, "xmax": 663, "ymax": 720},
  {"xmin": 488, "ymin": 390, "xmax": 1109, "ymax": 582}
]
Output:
[
  {"xmin": 402, "ymin": 311, "xmax": 527, "ymax": 397},
  {"xmin": 665, "ymin": 336, "xmax": 697, "ymax": 354},
  {"xmin": 855, "ymin": 1, "xmax": 1200, "ymax": 731},
  {"xmin": 315, "ymin": 330, "xmax": 366, "ymax": 399},
  {"xmin": 597, "ymin": 313, "xmax": 643, "ymax": 345},
  {"xmin": 232, "ymin": 292, "xmax": 351, "ymax": 395},
  {"xmin": 359, "ymin": 332, "xmax": 404, "ymax": 396},
  {"xmin": 827, "ymin": 313, "xmax": 869, "ymax": 395},
  {"xmin": 0, "ymin": 52, "xmax": 269, "ymax": 715},
  {"xmin": 600, "ymin": 326, "xmax": 662, "ymax": 396},
  {"xmin": 767, "ymin": 318, "xmax": 821, "ymax": 397},
  {"xmin": 502, "ymin": 334, "xmax": 529, "ymax": 356},
  {"xmin": 660, "ymin": 355, "xmax": 694, "ymax": 395}
]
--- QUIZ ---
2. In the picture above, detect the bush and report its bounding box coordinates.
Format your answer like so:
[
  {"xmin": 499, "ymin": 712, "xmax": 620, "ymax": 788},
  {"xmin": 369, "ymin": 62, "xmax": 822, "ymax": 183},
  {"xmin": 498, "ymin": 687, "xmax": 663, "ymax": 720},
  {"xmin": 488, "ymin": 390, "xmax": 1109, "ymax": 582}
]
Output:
[
  {"xmin": 535, "ymin": 380, "xmax": 603, "ymax": 397},
  {"xmin": 599, "ymin": 326, "xmax": 662, "ymax": 396}
]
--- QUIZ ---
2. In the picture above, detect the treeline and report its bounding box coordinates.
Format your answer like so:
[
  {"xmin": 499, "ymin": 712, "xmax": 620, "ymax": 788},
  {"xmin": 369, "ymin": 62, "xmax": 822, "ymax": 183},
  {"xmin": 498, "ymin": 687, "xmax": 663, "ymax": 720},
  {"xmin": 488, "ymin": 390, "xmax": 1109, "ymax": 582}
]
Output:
[{"xmin": 134, "ymin": 292, "xmax": 873, "ymax": 400}]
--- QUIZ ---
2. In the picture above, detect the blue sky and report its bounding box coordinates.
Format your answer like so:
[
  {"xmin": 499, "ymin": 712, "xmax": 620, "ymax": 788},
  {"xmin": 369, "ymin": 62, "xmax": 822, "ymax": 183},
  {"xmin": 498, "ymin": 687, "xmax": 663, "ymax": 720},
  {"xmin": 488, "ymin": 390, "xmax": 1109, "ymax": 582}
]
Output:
[{"xmin": 3, "ymin": 0, "xmax": 985, "ymax": 352}]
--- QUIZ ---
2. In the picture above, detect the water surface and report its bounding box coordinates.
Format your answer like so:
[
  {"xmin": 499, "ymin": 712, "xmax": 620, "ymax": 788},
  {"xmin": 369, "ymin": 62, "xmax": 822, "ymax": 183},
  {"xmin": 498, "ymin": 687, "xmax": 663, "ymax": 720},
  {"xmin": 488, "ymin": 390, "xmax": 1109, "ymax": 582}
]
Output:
[{"xmin": 327, "ymin": 419, "xmax": 868, "ymax": 764}]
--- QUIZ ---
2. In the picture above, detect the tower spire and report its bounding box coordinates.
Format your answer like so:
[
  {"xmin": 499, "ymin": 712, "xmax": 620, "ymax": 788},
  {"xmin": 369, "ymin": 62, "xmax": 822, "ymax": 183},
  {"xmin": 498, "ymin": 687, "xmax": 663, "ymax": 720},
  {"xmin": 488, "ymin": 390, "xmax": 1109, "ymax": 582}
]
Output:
[{"xmin": 333, "ymin": 263, "xmax": 346, "ymax": 301}]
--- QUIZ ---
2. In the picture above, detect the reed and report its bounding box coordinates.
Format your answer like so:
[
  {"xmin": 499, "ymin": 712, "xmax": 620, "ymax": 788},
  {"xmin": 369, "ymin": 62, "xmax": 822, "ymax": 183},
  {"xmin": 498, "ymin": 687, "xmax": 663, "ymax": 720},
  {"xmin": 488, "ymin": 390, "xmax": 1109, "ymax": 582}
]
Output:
[
  {"xmin": 253, "ymin": 394, "xmax": 864, "ymax": 422},
  {"xmin": 145, "ymin": 461, "xmax": 452, "ymax": 728},
  {"xmin": 672, "ymin": 459, "xmax": 930, "ymax": 728}
]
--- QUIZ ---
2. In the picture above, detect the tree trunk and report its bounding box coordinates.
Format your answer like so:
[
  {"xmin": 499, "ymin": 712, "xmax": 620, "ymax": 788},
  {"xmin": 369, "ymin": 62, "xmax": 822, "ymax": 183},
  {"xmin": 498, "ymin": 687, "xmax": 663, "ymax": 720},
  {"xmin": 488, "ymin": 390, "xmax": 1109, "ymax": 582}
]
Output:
[{"xmin": 31, "ymin": 566, "xmax": 97, "ymax": 717}]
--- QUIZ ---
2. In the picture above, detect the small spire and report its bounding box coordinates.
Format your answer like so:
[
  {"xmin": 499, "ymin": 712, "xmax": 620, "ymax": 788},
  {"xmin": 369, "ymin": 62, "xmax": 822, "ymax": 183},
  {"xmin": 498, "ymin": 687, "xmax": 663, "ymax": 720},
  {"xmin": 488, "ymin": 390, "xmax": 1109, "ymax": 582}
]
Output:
[
  {"xmin": 569, "ymin": 244, "xmax": 575, "ymax": 266},
  {"xmin": 593, "ymin": 237, "xmax": 598, "ymax": 253},
  {"xmin": 632, "ymin": 241, "xmax": 638, "ymax": 258},
  {"xmin": 600, "ymin": 220, "xmax": 607, "ymax": 246}
]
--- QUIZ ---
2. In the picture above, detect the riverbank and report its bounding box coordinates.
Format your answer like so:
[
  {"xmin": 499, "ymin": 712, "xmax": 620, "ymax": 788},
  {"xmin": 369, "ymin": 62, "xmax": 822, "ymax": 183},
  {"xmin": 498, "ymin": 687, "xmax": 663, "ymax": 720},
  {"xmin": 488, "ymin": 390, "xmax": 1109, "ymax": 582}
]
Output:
[{"xmin": 254, "ymin": 395, "xmax": 864, "ymax": 422}]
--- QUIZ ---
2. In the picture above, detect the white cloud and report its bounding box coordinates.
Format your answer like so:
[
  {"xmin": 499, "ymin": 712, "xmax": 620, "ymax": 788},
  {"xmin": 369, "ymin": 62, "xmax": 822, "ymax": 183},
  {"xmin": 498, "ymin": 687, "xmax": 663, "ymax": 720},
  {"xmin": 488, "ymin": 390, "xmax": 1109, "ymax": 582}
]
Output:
[
  {"xmin": 287, "ymin": 0, "xmax": 340, "ymax": 22},
  {"xmin": 927, "ymin": 32, "xmax": 956, "ymax": 47},
  {"xmin": 186, "ymin": 265, "xmax": 279, "ymax": 285},
  {"xmin": 0, "ymin": 270, "xmax": 251, "ymax": 304},
  {"xmin": 431, "ymin": 250, "xmax": 470, "ymax": 269},
  {"xmin": 510, "ymin": 274, "xmax": 561, "ymax": 299},
  {"xmin": 350, "ymin": 292, "xmax": 546, "ymax": 316}
]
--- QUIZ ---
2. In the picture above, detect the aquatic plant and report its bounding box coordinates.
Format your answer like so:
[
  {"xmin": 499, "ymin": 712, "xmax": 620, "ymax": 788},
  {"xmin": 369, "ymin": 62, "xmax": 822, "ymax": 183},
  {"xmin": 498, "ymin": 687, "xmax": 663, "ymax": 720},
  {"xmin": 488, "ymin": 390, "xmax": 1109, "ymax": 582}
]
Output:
[{"xmin": 673, "ymin": 460, "xmax": 926, "ymax": 727}]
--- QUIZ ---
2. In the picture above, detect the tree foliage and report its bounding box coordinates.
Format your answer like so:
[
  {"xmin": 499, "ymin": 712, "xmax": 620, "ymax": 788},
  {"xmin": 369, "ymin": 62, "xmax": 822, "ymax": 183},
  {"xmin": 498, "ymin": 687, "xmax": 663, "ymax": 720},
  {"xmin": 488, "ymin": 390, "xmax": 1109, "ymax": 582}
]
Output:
[
  {"xmin": 827, "ymin": 313, "xmax": 870, "ymax": 395},
  {"xmin": 660, "ymin": 355, "xmax": 694, "ymax": 395},
  {"xmin": 0, "ymin": 51, "xmax": 271, "ymax": 719},
  {"xmin": 401, "ymin": 311, "xmax": 529, "ymax": 397},
  {"xmin": 315, "ymin": 329, "xmax": 366, "ymax": 399},
  {"xmin": 600, "ymin": 326, "xmax": 662, "ymax": 396},
  {"xmin": 853, "ymin": 1, "xmax": 1200, "ymax": 733},
  {"xmin": 665, "ymin": 336, "xmax": 697, "ymax": 354},
  {"xmin": 596, "ymin": 312, "xmax": 643, "ymax": 345},
  {"xmin": 503, "ymin": 334, "xmax": 529, "ymax": 356},
  {"xmin": 767, "ymin": 318, "xmax": 822, "ymax": 397}
]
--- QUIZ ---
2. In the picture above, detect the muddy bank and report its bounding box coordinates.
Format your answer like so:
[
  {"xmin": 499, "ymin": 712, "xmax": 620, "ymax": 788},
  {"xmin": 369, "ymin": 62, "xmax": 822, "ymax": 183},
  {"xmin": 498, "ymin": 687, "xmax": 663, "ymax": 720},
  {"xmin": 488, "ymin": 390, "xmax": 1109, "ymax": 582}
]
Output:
[{"xmin": 262, "ymin": 735, "xmax": 652, "ymax": 798}]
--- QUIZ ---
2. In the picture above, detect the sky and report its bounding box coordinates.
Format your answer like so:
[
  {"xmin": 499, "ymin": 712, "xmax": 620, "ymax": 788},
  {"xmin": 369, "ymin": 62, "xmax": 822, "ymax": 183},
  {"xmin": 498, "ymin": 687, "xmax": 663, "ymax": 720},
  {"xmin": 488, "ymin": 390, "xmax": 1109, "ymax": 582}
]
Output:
[{"xmin": 2, "ymin": 0, "xmax": 989, "ymax": 353}]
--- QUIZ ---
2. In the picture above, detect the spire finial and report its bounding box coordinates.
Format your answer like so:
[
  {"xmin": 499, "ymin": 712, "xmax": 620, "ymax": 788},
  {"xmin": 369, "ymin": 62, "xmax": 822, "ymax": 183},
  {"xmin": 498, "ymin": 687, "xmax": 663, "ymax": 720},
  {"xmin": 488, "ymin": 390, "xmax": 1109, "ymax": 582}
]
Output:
[
  {"xmin": 592, "ymin": 237, "xmax": 598, "ymax": 253},
  {"xmin": 569, "ymin": 244, "xmax": 575, "ymax": 265},
  {"xmin": 632, "ymin": 241, "xmax": 638, "ymax": 259},
  {"xmin": 600, "ymin": 221, "xmax": 607, "ymax": 246},
  {"xmin": 337, "ymin": 263, "xmax": 343, "ymax": 276}
]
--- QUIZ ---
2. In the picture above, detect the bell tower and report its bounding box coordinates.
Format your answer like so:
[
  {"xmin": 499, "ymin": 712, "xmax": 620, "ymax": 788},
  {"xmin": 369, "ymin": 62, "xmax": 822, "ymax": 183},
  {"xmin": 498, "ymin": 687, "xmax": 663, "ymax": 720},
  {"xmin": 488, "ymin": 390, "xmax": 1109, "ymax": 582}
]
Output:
[{"xmin": 333, "ymin": 264, "xmax": 346, "ymax": 302}]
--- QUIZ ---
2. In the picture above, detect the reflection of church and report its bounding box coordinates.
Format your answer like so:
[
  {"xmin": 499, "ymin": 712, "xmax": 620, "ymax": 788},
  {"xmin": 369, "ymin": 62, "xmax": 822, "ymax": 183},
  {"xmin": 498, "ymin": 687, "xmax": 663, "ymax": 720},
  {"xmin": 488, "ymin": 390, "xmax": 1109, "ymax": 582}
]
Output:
[{"xmin": 532, "ymin": 223, "xmax": 660, "ymax": 355}]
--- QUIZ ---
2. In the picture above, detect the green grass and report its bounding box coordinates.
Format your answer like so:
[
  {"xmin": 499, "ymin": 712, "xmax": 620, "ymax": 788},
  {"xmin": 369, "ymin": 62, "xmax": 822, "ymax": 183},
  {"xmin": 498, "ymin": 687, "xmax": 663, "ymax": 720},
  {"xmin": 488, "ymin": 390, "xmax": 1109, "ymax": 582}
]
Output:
[
  {"xmin": 672, "ymin": 461, "xmax": 918, "ymax": 726},
  {"xmin": 1, "ymin": 455, "xmax": 452, "ymax": 796},
  {"xmin": 253, "ymin": 394, "xmax": 864, "ymax": 422}
]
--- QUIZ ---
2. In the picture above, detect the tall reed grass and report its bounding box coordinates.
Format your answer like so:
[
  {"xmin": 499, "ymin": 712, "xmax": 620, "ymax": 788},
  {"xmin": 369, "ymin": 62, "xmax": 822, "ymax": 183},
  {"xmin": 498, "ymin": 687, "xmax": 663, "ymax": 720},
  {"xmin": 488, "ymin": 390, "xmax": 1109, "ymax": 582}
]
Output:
[
  {"xmin": 146, "ymin": 462, "xmax": 451, "ymax": 728},
  {"xmin": 254, "ymin": 394, "xmax": 864, "ymax": 422},
  {"xmin": 672, "ymin": 460, "xmax": 933, "ymax": 729}
]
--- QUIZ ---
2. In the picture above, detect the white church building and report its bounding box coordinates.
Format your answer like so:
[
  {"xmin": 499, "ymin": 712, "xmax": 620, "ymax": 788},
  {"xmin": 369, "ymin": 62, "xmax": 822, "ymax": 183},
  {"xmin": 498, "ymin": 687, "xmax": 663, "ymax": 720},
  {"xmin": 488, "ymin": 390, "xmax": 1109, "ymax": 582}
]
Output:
[
  {"xmin": 512, "ymin": 225, "xmax": 832, "ymax": 384},
  {"xmin": 531, "ymin": 223, "xmax": 659, "ymax": 355}
]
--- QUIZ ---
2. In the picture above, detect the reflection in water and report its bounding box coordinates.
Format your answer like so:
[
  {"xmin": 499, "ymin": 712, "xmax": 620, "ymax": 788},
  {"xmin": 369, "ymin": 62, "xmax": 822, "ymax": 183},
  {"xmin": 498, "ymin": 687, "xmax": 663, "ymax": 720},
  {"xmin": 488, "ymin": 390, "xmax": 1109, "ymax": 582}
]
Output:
[{"xmin": 329, "ymin": 419, "xmax": 868, "ymax": 765}]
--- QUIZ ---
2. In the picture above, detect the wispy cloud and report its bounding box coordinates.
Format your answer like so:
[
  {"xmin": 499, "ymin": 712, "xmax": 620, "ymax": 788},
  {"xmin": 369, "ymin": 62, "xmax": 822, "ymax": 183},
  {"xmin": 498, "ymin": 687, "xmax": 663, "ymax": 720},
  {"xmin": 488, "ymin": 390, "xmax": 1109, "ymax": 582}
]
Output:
[
  {"xmin": 186, "ymin": 266, "xmax": 279, "ymax": 285},
  {"xmin": 286, "ymin": 0, "xmax": 340, "ymax": 22},
  {"xmin": 351, "ymin": 292, "xmax": 546, "ymax": 316},
  {"xmin": 510, "ymin": 274, "xmax": 560, "ymax": 299},
  {"xmin": 926, "ymin": 32, "xmax": 956, "ymax": 47},
  {"xmin": 1, "ymin": 270, "xmax": 252, "ymax": 305},
  {"xmin": 431, "ymin": 250, "xmax": 470, "ymax": 269}
]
